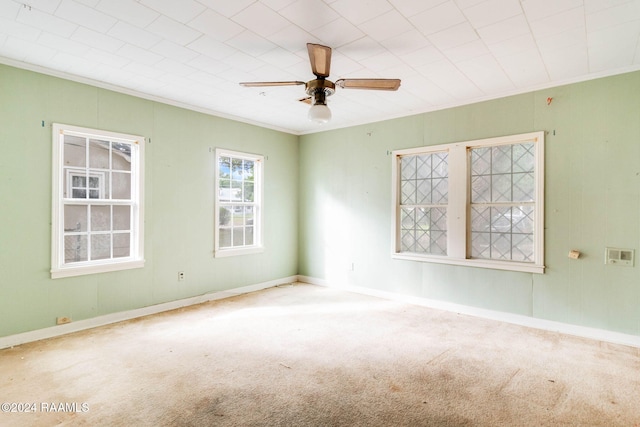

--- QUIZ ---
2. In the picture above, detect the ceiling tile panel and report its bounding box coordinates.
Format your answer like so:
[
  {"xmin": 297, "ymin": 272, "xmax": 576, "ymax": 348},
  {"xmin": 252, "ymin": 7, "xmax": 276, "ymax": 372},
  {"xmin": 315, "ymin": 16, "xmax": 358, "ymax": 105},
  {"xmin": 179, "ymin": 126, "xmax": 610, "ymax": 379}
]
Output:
[
  {"xmin": 232, "ymin": 3, "xmax": 291, "ymax": 37},
  {"xmin": 428, "ymin": 22, "xmax": 478, "ymax": 50},
  {"xmin": 95, "ymin": 0, "xmax": 159, "ymax": 27},
  {"xmin": 187, "ymin": 9, "xmax": 245, "ymax": 42},
  {"xmin": 339, "ymin": 36, "xmax": 386, "ymax": 61},
  {"xmin": 455, "ymin": 53, "xmax": 514, "ymax": 92},
  {"xmin": 539, "ymin": 44, "xmax": 589, "ymax": 80},
  {"xmin": 358, "ymin": 10, "xmax": 412, "ymax": 42},
  {"xmin": 330, "ymin": 0, "xmax": 393, "ymax": 25},
  {"xmin": 146, "ymin": 16, "xmax": 201, "ymax": 45},
  {"xmin": 151, "ymin": 40, "xmax": 200, "ymax": 63},
  {"xmin": 399, "ymin": 44, "xmax": 446, "ymax": 67},
  {"xmin": 584, "ymin": 0, "xmax": 635, "ymax": 14},
  {"xmin": 138, "ymin": 0, "xmax": 206, "ymax": 24},
  {"xmin": 37, "ymin": 32, "xmax": 90, "ymax": 55},
  {"xmin": 522, "ymin": 0, "xmax": 583, "ymax": 22},
  {"xmin": 55, "ymin": 0, "xmax": 117, "ymax": 33},
  {"xmin": 486, "ymin": 33, "xmax": 537, "ymax": 57},
  {"xmin": 84, "ymin": 47, "xmax": 130, "ymax": 68},
  {"xmin": 108, "ymin": 21, "xmax": 161, "ymax": 49},
  {"xmin": 279, "ymin": 0, "xmax": 340, "ymax": 32},
  {"xmin": 16, "ymin": 7, "xmax": 77, "ymax": 38},
  {"xmin": 187, "ymin": 36, "xmax": 238, "ymax": 60},
  {"xmin": 443, "ymin": 39, "xmax": 489, "ymax": 62},
  {"xmin": 311, "ymin": 17, "xmax": 365, "ymax": 47},
  {"xmin": 379, "ymin": 29, "xmax": 431, "ymax": 56},
  {"xmin": 0, "ymin": 2, "xmax": 20, "ymax": 19},
  {"xmin": 586, "ymin": 1, "xmax": 640, "ymax": 32},
  {"xmin": 18, "ymin": 1, "xmax": 62, "ymax": 14},
  {"xmin": 390, "ymin": 0, "xmax": 448, "ymax": 17},
  {"xmin": 225, "ymin": 30, "xmax": 277, "ymax": 56},
  {"xmin": 196, "ymin": 0, "xmax": 256, "ymax": 18},
  {"xmin": 476, "ymin": 14, "xmax": 529, "ymax": 44},
  {"xmin": 410, "ymin": 1, "xmax": 466, "ymax": 36},
  {"xmin": 70, "ymin": 26, "xmax": 124, "ymax": 52},
  {"xmin": 269, "ymin": 25, "xmax": 319, "ymax": 51},
  {"xmin": 529, "ymin": 7, "xmax": 584, "ymax": 39},
  {"xmin": 117, "ymin": 43, "xmax": 163, "ymax": 65},
  {"xmin": 495, "ymin": 48, "xmax": 549, "ymax": 87},
  {"xmin": 358, "ymin": 51, "xmax": 405, "ymax": 72},
  {"xmin": 417, "ymin": 59, "xmax": 484, "ymax": 99},
  {"xmin": 462, "ymin": 0, "xmax": 522, "ymax": 28}
]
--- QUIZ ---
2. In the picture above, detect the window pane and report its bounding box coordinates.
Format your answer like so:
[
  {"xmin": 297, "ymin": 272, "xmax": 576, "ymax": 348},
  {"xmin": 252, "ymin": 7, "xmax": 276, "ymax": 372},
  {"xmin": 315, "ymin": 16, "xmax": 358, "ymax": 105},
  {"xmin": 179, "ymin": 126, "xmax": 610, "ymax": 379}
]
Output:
[
  {"xmin": 91, "ymin": 234, "xmax": 111, "ymax": 260},
  {"xmin": 113, "ymin": 206, "xmax": 131, "ymax": 230},
  {"xmin": 232, "ymin": 227, "xmax": 244, "ymax": 246},
  {"xmin": 471, "ymin": 147, "xmax": 490, "ymax": 175},
  {"xmin": 219, "ymin": 157, "xmax": 230, "ymax": 178},
  {"xmin": 112, "ymin": 142, "xmax": 132, "ymax": 171},
  {"xmin": 91, "ymin": 205, "xmax": 110, "ymax": 231},
  {"xmin": 64, "ymin": 135, "xmax": 86, "ymax": 167},
  {"xmin": 245, "ymin": 226, "xmax": 254, "ymax": 245},
  {"xmin": 219, "ymin": 228, "xmax": 231, "ymax": 248},
  {"xmin": 89, "ymin": 139, "xmax": 110, "ymax": 169},
  {"xmin": 219, "ymin": 206, "xmax": 232, "ymax": 226},
  {"xmin": 471, "ymin": 175, "xmax": 491, "ymax": 203},
  {"xmin": 513, "ymin": 143, "xmax": 534, "ymax": 173},
  {"xmin": 65, "ymin": 205, "xmax": 87, "ymax": 232},
  {"xmin": 244, "ymin": 206, "xmax": 254, "ymax": 226},
  {"xmin": 232, "ymin": 159, "xmax": 243, "ymax": 179},
  {"xmin": 219, "ymin": 179, "xmax": 231, "ymax": 201},
  {"xmin": 243, "ymin": 182, "xmax": 254, "ymax": 202},
  {"xmin": 65, "ymin": 235, "xmax": 88, "ymax": 263},
  {"xmin": 112, "ymin": 172, "xmax": 131, "ymax": 199},
  {"xmin": 244, "ymin": 160, "xmax": 254, "ymax": 181},
  {"xmin": 513, "ymin": 172, "xmax": 534, "ymax": 202},
  {"xmin": 113, "ymin": 233, "xmax": 130, "ymax": 258},
  {"xmin": 401, "ymin": 180, "xmax": 416, "ymax": 204}
]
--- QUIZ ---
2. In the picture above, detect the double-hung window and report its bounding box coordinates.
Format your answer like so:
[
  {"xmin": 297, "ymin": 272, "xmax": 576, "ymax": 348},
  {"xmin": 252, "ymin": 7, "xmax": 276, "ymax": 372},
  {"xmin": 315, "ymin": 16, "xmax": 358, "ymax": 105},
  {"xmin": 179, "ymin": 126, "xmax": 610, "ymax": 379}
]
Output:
[
  {"xmin": 392, "ymin": 131, "xmax": 544, "ymax": 273},
  {"xmin": 51, "ymin": 124, "xmax": 145, "ymax": 278},
  {"xmin": 214, "ymin": 149, "xmax": 263, "ymax": 257}
]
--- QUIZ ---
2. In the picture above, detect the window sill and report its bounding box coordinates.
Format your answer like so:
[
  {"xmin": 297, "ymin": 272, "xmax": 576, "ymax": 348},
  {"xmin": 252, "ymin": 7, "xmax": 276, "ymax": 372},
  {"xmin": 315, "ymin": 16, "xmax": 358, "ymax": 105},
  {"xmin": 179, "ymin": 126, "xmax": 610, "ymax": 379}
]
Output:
[
  {"xmin": 392, "ymin": 253, "xmax": 545, "ymax": 274},
  {"xmin": 51, "ymin": 259, "xmax": 145, "ymax": 279},
  {"xmin": 214, "ymin": 246, "xmax": 264, "ymax": 258}
]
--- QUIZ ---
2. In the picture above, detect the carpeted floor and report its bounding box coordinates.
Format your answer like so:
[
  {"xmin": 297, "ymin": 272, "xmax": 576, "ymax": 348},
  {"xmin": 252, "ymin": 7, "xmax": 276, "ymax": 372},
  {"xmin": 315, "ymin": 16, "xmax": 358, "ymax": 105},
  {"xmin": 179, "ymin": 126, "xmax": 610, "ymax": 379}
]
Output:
[{"xmin": 1, "ymin": 283, "xmax": 639, "ymax": 426}]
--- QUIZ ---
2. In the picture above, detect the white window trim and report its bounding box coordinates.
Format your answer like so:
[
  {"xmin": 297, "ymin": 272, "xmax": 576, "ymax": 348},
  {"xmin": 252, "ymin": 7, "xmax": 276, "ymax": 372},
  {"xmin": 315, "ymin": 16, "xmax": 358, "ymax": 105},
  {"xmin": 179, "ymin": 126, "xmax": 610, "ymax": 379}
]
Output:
[
  {"xmin": 214, "ymin": 148, "xmax": 264, "ymax": 258},
  {"xmin": 391, "ymin": 131, "xmax": 545, "ymax": 274},
  {"xmin": 51, "ymin": 124, "xmax": 145, "ymax": 279}
]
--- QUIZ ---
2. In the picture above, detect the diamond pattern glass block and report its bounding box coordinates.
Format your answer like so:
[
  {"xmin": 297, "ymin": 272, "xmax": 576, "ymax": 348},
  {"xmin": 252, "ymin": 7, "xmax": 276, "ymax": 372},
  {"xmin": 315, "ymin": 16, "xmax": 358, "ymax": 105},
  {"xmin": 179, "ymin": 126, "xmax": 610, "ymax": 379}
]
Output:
[
  {"xmin": 401, "ymin": 180, "xmax": 416, "ymax": 204},
  {"xmin": 401, "ymin": 156, "xmax": 416, "ymax": 180},
  {"xmin": 471, "ymin": 232, "xmax": 490, "ymax": 258},
  {"xmin": 469, "ymin": 140, "xmax": 537, "ymax": 263},
  {"xmin": 513, "ymin": 143, "xmax": 534, "ymax": 173},
  {"xmin": 492, "ymin": 144, "xmax": 511, "ymax": 174},
  {"xmin": 512, "ymin": 172, "xmax": 534, "ymax": 202},
  {"xmin": 398, "ymin": 151, "xmax": 448, "ymax": 255}
]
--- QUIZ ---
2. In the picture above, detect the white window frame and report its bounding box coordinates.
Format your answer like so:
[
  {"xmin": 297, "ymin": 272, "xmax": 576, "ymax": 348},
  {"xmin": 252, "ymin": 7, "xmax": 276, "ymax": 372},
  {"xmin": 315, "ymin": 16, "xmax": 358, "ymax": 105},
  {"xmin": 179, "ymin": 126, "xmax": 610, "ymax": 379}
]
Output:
[
  {"xmin": 214, "ymin": 148, "xmax": 264, "ymax": 258},
  {"xmin": 51, "ymin": 123, "xmax": 145, "ymax": 278},
  {"xmin": 392, "ymin": 131, "xmax": 545, "ymax": 274}
]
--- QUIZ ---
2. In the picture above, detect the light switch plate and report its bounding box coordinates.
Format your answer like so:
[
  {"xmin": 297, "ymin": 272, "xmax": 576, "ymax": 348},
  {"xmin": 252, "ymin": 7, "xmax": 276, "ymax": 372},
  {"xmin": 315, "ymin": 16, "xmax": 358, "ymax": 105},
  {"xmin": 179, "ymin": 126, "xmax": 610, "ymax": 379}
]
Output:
[{"xmin": 605, "ymin": 247, "xmax": 634, "ymax": 266}]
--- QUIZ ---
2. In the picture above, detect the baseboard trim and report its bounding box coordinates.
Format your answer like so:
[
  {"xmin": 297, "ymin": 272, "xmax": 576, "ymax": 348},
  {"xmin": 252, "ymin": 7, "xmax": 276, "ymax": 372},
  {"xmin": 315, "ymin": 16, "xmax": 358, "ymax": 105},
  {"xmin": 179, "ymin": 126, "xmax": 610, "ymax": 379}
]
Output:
[
  {"xmin": 297, "ymin": 275, "xmax": 640, "ymax": 349},
  {"xmin": 0, "ymin": 275, "xmax": 297, "ymax": 350}
]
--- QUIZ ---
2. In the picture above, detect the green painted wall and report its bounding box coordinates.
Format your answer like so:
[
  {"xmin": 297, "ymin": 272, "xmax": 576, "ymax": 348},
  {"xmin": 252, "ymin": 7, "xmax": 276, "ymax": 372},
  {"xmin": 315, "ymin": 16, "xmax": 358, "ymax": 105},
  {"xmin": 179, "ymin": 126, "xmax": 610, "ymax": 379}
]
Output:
[
  {"xmin": 2, "ymin": 62, "xmax": 640, "ymax": 340},
  {"xmin": 0, "ymin": 64, "xmax": 298, "ymax": 337},
  {"xmin": 299, "ymin": 71, "xmax": 640, "ymax": 336}
]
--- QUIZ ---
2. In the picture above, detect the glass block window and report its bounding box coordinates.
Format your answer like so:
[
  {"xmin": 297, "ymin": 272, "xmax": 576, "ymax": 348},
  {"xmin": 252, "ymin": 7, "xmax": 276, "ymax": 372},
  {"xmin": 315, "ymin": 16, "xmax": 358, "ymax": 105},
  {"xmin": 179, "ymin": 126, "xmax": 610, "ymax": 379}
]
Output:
[
  {"xmin": 392, "ymin": 132, "xmax": 544, "ymax": 274},
  {"xmin": 399, "ymin": 152, "xmax": 448, "ymax": 255},
  {"xmin": 52, "ymin": 124, "xmax": 145, "ymax": 278},
  {"xmin": 470, "ymin": 142, "xmax": 536, "ymax": 261},
  {"xmin": 215, "ymin": 149, "xmax": 263, "ymax": 257}
]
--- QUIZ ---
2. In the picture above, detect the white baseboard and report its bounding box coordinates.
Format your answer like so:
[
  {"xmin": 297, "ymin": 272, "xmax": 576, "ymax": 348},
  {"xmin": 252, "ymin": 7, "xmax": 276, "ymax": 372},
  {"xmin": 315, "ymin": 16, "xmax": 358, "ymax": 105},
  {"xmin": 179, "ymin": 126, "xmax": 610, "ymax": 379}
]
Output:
[
  {"xmin": 0, "ymin": 276, "xmax": 297, "ymax": 350},
  {"xmin": 297, "ymin": 275, "xmax": 640, "ymax": 349}
]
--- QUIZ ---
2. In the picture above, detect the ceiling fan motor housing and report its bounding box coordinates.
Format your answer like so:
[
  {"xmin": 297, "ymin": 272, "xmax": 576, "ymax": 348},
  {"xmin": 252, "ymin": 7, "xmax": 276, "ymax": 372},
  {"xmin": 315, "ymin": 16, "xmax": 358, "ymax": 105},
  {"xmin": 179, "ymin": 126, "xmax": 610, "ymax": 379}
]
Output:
[{"xmin": 306, "ymin": 79, "xmax": 335, "ymax": 105}]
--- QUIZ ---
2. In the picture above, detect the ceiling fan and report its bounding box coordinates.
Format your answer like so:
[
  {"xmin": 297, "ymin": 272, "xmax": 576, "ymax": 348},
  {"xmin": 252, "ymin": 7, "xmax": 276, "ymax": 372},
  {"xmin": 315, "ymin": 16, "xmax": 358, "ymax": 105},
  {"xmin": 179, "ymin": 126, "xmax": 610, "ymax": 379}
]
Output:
[{"xmin": 239, "ymin": 43, "xmax": 401, "ymax": 124}]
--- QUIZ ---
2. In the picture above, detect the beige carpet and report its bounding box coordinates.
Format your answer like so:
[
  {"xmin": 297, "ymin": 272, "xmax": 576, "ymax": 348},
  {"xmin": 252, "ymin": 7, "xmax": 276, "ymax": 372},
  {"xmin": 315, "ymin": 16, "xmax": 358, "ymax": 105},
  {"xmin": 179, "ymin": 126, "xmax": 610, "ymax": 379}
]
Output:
[{"xmin": 1, "ymin": 283, "xmax": 639, "ymax": 426}]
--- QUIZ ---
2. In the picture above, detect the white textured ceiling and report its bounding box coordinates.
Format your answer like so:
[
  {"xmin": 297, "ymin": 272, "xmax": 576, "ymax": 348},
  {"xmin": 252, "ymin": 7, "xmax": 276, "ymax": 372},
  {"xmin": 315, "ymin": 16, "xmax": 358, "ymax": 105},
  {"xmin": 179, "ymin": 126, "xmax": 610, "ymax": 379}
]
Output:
[{"xmin": 1, "ymin": 0, "xmax": 640, "ymax": 134}]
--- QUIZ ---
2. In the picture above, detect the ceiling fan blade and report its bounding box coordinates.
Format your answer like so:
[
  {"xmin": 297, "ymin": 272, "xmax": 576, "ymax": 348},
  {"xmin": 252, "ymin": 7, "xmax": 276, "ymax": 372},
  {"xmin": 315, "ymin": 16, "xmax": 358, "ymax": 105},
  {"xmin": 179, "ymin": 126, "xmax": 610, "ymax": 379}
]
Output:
[
  {"xmin": 239, "ymin": 81, "xmax": 305, "ymax": 87},
  {"xmin": 298, "ymin": 96, "xmax": 312, "ymax": 105},
  {"xmin": 307, "ymin": 43, "xmax": 332, "ymax": 78},
  {"xmin": 335, "ymin": 78, "xmax": 401, "ymax": 91}
]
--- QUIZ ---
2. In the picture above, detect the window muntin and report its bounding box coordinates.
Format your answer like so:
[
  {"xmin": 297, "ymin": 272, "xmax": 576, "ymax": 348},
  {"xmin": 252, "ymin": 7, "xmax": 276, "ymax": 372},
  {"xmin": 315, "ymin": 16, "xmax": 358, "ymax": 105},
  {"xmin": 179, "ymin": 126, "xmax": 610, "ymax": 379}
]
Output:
[
  {"xmin": 392, "ymin": 132, "xmax": 544, "ymax": 274},
  {"xmin": 215, "ymin": 149, "xmax": 263, "ymax": 257},
  {"xmin": 52, "ymin": 124, "xmax": 144, "ymax": 278}
]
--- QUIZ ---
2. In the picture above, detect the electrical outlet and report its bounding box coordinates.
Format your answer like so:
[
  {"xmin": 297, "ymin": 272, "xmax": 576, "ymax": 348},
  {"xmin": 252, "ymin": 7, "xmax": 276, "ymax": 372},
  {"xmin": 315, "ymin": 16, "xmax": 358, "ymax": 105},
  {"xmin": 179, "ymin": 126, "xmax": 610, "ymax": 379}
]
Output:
[
  {"xmin": 56, "ymin": 316, "xmax": 71, "ymax": 325},
  {"xmin": 178, "ymin": 271, "xmax": 185, "ymax": 281}
]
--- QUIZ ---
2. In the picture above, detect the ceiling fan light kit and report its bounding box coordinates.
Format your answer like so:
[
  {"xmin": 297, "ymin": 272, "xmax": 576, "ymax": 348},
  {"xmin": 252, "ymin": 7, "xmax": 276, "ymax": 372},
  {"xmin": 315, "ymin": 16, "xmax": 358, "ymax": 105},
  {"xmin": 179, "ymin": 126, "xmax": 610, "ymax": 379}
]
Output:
[{"xmin": 240, "ymin": 43, "xmax": 401, "ymax": 125}]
